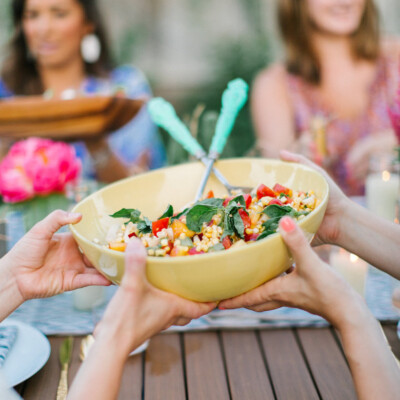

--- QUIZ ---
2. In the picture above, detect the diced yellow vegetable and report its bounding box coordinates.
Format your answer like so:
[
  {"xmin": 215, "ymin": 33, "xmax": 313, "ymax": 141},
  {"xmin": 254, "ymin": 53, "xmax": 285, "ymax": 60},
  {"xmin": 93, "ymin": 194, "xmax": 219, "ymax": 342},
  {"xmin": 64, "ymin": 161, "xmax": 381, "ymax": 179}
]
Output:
[
  {"xmin": 171, "ymin": 219, "xmax": 195, "ymax": 238},
  {"xmin": 109, "ymin": 241, "xmax": 127, "ymax": 252}
]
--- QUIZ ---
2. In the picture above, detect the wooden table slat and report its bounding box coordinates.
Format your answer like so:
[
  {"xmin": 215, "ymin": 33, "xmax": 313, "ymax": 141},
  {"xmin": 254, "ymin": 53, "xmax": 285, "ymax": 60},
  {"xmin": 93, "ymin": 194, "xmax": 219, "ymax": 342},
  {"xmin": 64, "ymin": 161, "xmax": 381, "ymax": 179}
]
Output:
[
  {"xmin": 260, "ymin": 329, "xmax": 319, "ymax": 400},
  {"xmin": 17, "ymin": 324, "xmax": 399, "ymax": 399},
  {"xmin": 68, "ymin": 336, "xmax": 85, "ymax": 385},
  {"xmin": 383, "ymin": 324, "xmax": 400, "ymax": 360},
  {"xmin": 297, "ymin": 328, "xmax": 357, "ymax": 400},
  {"xmin": 118, "ymin": 351, "xmax": 143, "ymax": 400},
  {"xmin": 184, "ymin": 332, "xmax": 230, "ymax": 400},
  {"xmin": 222, "ymin": 331, "xmax": 275, "ymax": 400},
  {"xmin": 22, "ymin": 337, "xmax": 64, "ymax": 400},
  {"xmin": 144, "ymin": 333, "xmax": 185, "ymax": 400}
]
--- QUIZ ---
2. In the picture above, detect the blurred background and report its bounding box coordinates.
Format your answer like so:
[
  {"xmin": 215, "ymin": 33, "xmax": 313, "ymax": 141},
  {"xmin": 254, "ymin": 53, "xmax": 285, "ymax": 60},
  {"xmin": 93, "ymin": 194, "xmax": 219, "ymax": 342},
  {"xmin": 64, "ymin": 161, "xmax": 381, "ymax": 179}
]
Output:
[{"xmin": 0, "ymin": 0, "xmax": 399, "ymax": 163}]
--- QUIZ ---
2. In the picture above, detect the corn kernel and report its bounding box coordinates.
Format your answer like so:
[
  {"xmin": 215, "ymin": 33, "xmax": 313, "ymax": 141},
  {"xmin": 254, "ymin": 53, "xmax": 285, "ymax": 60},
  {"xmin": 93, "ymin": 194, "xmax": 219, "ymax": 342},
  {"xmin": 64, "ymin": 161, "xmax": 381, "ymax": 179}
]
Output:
[{"xmin": 155, "ymin": 249, "xmax": 166, "ymax": 257}]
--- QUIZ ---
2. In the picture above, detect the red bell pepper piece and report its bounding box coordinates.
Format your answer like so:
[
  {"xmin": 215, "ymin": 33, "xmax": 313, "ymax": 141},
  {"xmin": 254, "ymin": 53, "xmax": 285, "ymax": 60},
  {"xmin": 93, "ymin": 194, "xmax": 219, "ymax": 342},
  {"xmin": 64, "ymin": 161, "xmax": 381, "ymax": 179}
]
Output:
[
  {"xmin": 238, "ymin": 209, "xmax": 251, "ymax": 229},
  {"xmin": 222, "ymin": 236, "xmax": 232, "ymax": 249},
  {"xmin": 128, "ymin": 232, "xmax": 137, "ymax": 238},
  {"xmin": 268, "ymin": 198, "xmax": 284, "ymax": 206},
  {"xmin": 223, "ymin": 196, "xmax": 234, "ymax": 207},
  {"xmin": 152, "ymin": 217, "xmax": 169, "ymax": 236},
  {"xmin": 256, "ymin": 184, "xmax": 275, "ymax": 199},
  {"xmin": 243, "ymin": 194, "xmax": 252, "ymax": 208},
  {"xmin": 273, "ymin": 183, "xmax": 291, "ymax": 196},
  {"xmin": 188, "ymin": 247, "xmax": 204, "ymax": 255},
  {"xmin": 244, "ymin": 232, "xmax": 259, "ymax": 242}
]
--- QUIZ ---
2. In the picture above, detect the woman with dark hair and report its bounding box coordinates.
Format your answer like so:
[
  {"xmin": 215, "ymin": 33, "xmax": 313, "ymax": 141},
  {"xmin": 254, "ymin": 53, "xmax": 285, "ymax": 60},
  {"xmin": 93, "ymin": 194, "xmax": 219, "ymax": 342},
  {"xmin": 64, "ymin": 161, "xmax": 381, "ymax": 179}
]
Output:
[
  {"xmin": 252, "ymin": 0, "xmax": 399, "ymax": 196},
  {"xmin": 0, "ymin": 0, "xmax": 166, "ymax": 183}
]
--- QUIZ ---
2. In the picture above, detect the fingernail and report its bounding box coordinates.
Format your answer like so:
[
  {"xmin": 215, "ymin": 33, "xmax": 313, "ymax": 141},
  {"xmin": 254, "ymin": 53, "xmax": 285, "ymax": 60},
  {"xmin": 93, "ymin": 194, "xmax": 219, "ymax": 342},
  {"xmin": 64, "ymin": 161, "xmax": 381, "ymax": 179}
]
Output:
[
  {"xmin": 280, "ymin": 216, "xmax": 296, "ymax": 233},
  {"xmin": 68, "ymin": 212, "xmax": 81, "ymax": 219},
  {"xmin": 218, "ymin": 306, "xmax": 226, "ymax": 310}
]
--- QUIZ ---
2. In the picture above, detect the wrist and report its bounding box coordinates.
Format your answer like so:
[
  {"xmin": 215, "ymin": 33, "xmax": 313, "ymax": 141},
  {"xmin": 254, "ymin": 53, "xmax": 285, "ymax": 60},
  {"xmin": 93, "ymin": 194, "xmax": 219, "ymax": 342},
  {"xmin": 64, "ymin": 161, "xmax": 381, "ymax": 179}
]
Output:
[
  {"xmin": 328, "ymin": 289, "xmax": 371, "ymax": 331},
  {"xmin": 0, "ymin": 256, "xmax": 24, "ymax": 320},
  {"xmin": 332, "ymin": 197, "xmax": 358, "ymax": 247}
]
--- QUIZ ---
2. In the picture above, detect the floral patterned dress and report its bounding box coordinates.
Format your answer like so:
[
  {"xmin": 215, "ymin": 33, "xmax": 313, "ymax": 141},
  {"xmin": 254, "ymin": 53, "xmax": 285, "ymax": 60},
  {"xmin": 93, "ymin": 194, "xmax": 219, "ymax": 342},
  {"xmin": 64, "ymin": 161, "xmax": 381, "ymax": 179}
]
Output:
[
  {"xmin": 0, "ymin": 65, "xmax": 166, "ymax": 179},
  {"xmin": 285, "ymin": 54, "xmax": 398, "ymax": 196}
]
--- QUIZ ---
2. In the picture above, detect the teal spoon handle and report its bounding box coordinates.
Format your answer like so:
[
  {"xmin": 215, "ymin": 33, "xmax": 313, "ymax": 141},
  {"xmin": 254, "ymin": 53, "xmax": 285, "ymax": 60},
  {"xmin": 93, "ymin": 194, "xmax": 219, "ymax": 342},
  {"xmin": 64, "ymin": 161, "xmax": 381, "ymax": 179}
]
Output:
[
  {"xmin": 148, "ymin": 98, "xmax": 205, "ymax": 157},
  {"xmin": 210, "ymin": 78, "xmax": 249, "ymax": 156}
]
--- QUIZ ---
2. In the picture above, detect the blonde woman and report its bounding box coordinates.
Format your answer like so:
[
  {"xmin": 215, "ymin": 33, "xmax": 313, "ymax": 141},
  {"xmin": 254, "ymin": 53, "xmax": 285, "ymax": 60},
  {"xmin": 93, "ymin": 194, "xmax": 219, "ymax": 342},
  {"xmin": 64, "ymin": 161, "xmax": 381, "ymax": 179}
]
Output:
[{"xmin": 252, "ymin": 0, "xmax": 399, "ymax": 195}]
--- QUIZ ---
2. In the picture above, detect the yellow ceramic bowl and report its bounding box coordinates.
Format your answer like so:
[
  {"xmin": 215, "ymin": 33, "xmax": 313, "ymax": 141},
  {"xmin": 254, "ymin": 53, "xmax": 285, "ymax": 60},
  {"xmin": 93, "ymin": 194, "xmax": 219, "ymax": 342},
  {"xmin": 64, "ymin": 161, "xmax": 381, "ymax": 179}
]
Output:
[{"xmin": 70, "ymin": 158, "xmax": 329, "ymax": 302}]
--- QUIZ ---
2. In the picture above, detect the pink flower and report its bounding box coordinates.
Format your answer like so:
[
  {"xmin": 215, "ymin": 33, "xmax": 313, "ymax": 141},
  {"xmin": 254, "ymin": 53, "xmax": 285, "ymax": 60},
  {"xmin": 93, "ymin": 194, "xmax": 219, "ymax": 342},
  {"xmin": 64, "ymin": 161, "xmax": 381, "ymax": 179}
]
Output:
[{"xmin": 0, "ymin": 138, "xmax": 81, "ymax": 203}]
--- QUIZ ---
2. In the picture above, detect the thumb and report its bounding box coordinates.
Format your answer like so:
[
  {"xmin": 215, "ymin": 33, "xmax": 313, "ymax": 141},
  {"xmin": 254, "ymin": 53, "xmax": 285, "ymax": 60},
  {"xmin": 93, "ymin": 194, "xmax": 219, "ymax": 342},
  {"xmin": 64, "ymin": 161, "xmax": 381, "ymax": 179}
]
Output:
[
  {"xmin": 123, "ymin": 238, "xmax": 147, "ymax": 287},
  {"xmin": 28, "ymin": 210, "xmax": 82, "ymax": 240},
  {"xmin": 279, "ymin": 216, "xmax": 317, "ymax": 267}
]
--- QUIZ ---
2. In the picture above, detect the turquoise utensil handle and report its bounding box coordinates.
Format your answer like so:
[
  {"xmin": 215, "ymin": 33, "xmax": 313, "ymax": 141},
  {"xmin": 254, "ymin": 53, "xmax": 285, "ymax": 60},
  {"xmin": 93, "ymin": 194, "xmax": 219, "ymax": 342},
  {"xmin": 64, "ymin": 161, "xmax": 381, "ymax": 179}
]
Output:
[
  {"xmin": 148, "ymin": 98, "xmax": 205, "ymax": 156},
  {"xmin": 210, "ymin": 78, "xmax": 249, "ymax": 155}
]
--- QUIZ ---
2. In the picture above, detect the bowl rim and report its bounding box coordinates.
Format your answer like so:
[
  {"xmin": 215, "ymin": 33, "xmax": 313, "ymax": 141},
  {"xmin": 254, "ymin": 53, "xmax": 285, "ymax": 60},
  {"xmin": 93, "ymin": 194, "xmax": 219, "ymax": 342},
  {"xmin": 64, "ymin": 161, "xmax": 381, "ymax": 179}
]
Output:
[{"xmin": 69, "ymin": 157, "xmax": 329, "ymax": 263}]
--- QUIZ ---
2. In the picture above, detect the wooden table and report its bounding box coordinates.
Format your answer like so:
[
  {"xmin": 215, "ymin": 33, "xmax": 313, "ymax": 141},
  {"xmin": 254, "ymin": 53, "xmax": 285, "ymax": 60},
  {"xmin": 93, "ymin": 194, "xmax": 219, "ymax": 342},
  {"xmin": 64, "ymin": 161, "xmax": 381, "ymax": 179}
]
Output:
[{"xmin": 14, "ymin": 324, "xmax": 400, "ymax": 399}]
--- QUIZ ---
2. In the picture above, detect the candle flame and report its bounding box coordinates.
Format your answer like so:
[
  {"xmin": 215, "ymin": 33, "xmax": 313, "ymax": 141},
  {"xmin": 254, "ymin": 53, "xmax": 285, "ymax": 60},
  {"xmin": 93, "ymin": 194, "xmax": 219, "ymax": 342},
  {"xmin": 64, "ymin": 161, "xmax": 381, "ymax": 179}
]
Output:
[
  {"xmin": 350, "ymin": 254, "xmax": 359, "ymax": 263},
  {"xmin": 382, "ymin": 170, "xmax": 391, "ymax": 181}
]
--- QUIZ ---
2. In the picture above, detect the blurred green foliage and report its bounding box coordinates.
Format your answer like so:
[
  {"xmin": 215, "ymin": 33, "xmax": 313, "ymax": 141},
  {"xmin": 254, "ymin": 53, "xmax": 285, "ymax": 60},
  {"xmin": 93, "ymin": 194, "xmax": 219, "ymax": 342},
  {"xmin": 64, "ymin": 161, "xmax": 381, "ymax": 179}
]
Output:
[{"xmin": 161, "ymin": 0, "xmax": 272, "ymax": 165}]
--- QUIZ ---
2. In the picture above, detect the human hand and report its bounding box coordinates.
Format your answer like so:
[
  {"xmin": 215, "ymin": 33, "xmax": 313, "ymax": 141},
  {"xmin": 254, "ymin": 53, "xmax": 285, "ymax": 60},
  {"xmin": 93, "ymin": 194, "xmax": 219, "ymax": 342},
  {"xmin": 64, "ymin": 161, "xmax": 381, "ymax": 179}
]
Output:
[
  {"xmin": 280, "ymin": 150, "xmax": 349, "ymax": 246},
  {"xmin": 219, "ymin": 217, "xmax": 362, "ymax": 327},
  {"xmin": 346, "ymin": 132, "xmax": 397, "ymax": 181},
  {"xmin": 129, "ymin": 150, "xmax": 151, "ymax": 175},
  {"xmin": 3, "ymin": 210, "xmax": 111, "ymax": 301},
  {"xmin": 94, "ymin": 239, "xmax": 216, "ymax": 357}
]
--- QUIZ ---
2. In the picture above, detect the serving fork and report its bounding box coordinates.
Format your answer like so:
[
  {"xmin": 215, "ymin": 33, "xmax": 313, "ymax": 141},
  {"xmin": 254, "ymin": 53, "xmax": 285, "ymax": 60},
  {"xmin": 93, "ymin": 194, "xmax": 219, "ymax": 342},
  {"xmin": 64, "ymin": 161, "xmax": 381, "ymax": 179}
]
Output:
[{"xmin": 148, "ymin": 93, "xmax": 253, "ymax": 198}]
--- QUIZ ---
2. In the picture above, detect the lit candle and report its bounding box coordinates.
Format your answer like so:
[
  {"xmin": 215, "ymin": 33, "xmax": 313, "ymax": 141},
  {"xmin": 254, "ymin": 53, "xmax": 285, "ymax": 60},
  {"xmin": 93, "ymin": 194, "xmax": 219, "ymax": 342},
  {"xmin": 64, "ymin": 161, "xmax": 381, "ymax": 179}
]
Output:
[
  {"xmin": 365, "ymin": 170, "xmax": 399, "ymax": 222},
  {"xmin": 329, "ymin": 248, "xmax": 368, "ymax": 297}
]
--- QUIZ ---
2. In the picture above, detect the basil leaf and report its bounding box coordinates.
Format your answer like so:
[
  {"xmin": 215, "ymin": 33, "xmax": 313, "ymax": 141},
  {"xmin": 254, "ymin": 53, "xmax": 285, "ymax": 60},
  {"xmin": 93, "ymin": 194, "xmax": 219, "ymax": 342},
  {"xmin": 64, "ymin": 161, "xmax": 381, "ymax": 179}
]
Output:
[
  {"xmin": 171, "ymin": 208, "xmax": 189, "ymax": 221},
  {"xmin": 290, "ymin": 209, "xmax": 310, "ymax": 218},
  {"xmin": 130, "ymin": 209, "xmax": 142, "ymax": 223},
  {"xmin": 197, "ymin": 198, "xmax": 224, "ymax": 207},
  {"xmin": 208, "ymin": 243, "xmax": 225, "ymax": 252},
  {"xmin": 257, "ymin": 229, "xmax": 277, "ymax": 241},
  {"xmin": 228, "ymin": 195, "xmax": 245, "ymax": 207},
  {"xmin": 221, "ymin": 209, "xmax": 234, "ymax": 239},
  {"xmin": 233, "ymin": 211, "xmax": 245, "ymax": 238},
  {"xmin": 262, "ymin": 204, "xmax": 293, "ymax": 218},
  {"xmin": 159, "ymin": 204, "xmax": 174, "ymax": 219},
  {"xmin": 110, "ymin": 208, "xmax": 136, "ymax": 219},
  {"xmin": 186, "ymin": 205, "xmax": 218, "ymax": 232},
  {"xmin": 263, "ymin": 217, "xmax": 280, "ymax": 232},
  {"xmin": 137, "ymin": 216, "xmax": 152, "ymax": 234}
]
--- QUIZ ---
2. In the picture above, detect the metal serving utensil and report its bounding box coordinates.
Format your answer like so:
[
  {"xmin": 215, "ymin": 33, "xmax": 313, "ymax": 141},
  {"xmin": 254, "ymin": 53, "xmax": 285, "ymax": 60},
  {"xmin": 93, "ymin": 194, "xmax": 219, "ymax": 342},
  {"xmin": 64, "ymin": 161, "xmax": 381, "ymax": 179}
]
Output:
[
  {"xmin": 148, "ymin": 87, "xmax": 252, "ymax": 198},
  {"xmin": 194, "ymin": 78, "xmax": 249, "ymax": 201}
]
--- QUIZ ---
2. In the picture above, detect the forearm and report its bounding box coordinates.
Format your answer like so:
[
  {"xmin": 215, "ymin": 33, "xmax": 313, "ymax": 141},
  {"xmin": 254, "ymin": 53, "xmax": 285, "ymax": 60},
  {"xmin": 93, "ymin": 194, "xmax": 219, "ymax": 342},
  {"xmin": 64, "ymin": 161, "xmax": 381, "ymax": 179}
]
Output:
[
  {"xmin": 336, "ymin": 302, "xmax": 400, "ymax": 400},
  {"xmin": 0, "ymin": 257, "xmax": 24, "ymax": 321},
  {"xmin": 335, "ymin": 199, "xmax": 400, "ymax": 279},
  {"xmin": 67, "ymin": 335, "xmax": 128, "ymax": 400}
]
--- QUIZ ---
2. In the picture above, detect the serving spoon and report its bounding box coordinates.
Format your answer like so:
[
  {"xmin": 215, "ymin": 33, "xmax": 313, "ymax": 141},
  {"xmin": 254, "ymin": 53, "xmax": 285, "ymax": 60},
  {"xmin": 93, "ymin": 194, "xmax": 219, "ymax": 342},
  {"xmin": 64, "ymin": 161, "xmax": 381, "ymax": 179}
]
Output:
[
  {"xmin": 193, "ymin": 78, "xmax": 248, "ymax": 201},
  {"xmin": 148, "ymin": 81, "xmax": 251, "ymax": 198}
]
